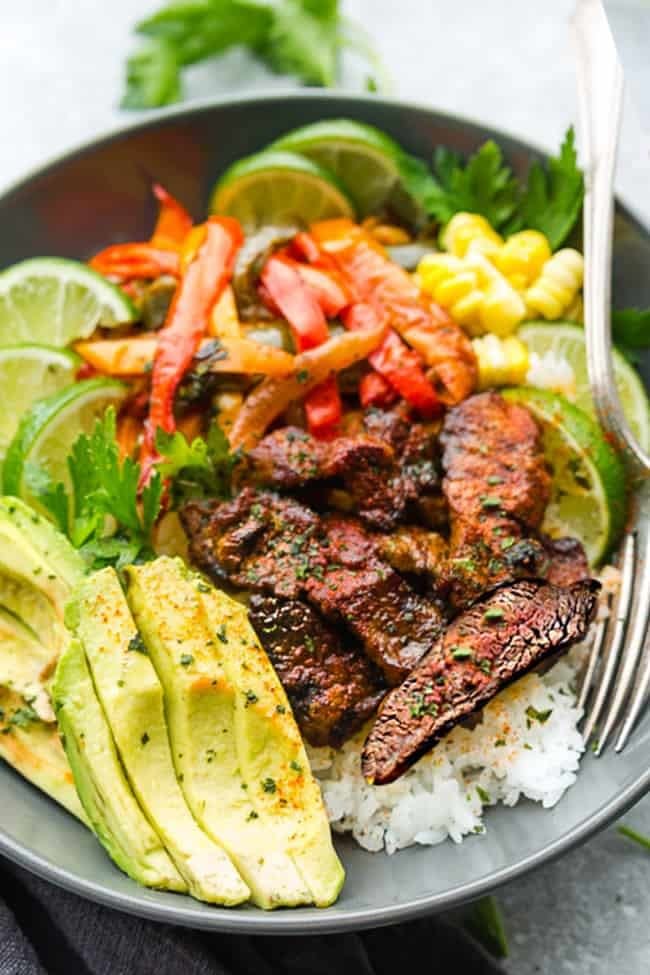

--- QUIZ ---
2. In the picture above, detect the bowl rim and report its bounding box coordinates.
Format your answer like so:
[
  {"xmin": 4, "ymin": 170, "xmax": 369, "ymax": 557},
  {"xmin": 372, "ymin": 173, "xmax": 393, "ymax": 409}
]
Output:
[{"xmin": 0, "ymin": 88, "xmax": 648, "ymax": 934}]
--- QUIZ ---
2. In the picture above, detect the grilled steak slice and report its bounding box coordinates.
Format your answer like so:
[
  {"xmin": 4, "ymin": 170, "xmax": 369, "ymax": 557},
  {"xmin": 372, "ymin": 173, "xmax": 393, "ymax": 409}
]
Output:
[
  {"xmin": 542, "ymin": 536, "xmax": 590, "ymax": 587},
  {"xmin": 362, "ymin": 577, "xmax": 600, "ymax": 784},
  {"xmin": 181, "ymin": 488, "xmax": 327, "ymax": 598},
  {"xmin": 304, "ymin": 516, "xmax": 444, "ymax": 684},
  {"xmin": 249, "ymin": 593, "xmax": 385, "ymax": 747},
  {"xmin": 182, "ymin": 492, "xmax": 444, "ymax": 685},
  {"xmin": 246, "ymin": 408, "xmax": 441, "ymax": 531},
  {"xmin": 439, "ymin": 392, "xmax": 552, "ymax": 608},
  {"xmin": 376, "ymin": 526, "xmax": 448, "ymax": 578}
]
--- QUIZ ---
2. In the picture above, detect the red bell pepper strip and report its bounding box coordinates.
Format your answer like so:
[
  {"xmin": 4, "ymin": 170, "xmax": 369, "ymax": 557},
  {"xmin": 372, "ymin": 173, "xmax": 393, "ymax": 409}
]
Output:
[
  {"xmin": 260, "ymin": 256, "xmax": 329, "ymax": 349},
  {"xmin": 310, "ymin": 219, "xmax": 477, "ymax": 405},
  {"xmin": 89, "ymin": 244, "xmax": 180, "ymax": 281},
  {"xmin": 359, "ymin": 371, "xmax": 398, "ymax": 409},
  {"xmin": 260, "ymin": 254, "xmax": 342, "ymax": 437},
  {"xmin": 343, "ymin": 302, "xmax": 441, "ymax": 416},
  {"xmin": 139, "ymin": 216, "xmax": 243, "ymax": 483},
  {"xmin": 150, "ymin": 183, "xmax": 193, "ymax": 251},
  {"xmin": 288, "ymin": 262, "xmax": 350, "ymax": 318}
]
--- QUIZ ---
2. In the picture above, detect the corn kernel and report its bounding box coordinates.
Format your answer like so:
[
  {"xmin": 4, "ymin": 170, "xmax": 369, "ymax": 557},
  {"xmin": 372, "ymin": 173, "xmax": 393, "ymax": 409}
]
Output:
[
  {"xmin": 526, "ymin": 248, "xmax": 584, "ymax": 320},
  {"xmin": 473, "ymin": 334, "xmax": 529, "ymax": 389},
  {"xmin": 496, "ymin": 230, "xmax": 552, "ymax": 288},
  {"xmin": 441, "ymin": 212, "xmax": 503, "ymax": 258}
]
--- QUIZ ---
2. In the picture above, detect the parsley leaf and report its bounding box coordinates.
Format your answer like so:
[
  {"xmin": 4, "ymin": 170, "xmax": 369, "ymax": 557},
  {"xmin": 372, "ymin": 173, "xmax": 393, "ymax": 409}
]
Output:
[
  {"xmin": 122, "ymin": 38, "xmax": 182, "ymax": 110},
  {"xmin": 23, "ymin": 465, "xmax": 69, "ymax": 534},
  {"xmin": 30, "ymin": 408, "xmax": 163, "ymax": 571},
  {"xmin": 122, "ymin": 0, "xmax": 384, "ymax": 109},
  {"xmin": 426, "ymin": 141, "xmax": 520, "ymax": 229},
  {"xmin": 155, "ymin": 422, "xmax": 238, "ymax": 505},
  {"xmin": 506, "ymin": 127, "xmax": 583, "ymax": 249},
  {"xmin": 465, "ymin": 896, "xmax": 509, "ymax": 958},
  {"xmin": 612, "ymin": 308, "xmax": 650, "ymax": 349}
]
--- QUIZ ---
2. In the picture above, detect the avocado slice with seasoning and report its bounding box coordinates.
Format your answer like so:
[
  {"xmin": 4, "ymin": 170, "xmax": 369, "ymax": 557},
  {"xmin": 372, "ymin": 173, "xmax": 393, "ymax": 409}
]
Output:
[
  {"xmin": 52, "ymin": 638, "xmax": 184, "ymax": 889},
  {"xmin": 199, "ymin": 574, "xmax": 344, "ymax": 908},
  {"xmin": 66, "ymin": 568, "xmax": 249, "ymax": 906},
  {"xmin": 0, "ymin": 684, "xmax": 86, "ymax": 821},
  {"xmin": 0, "ymin": 498, "xmax": 85, "ymax": 621},
  {"xmin": 125, "ymin": 557, "xmax": 313, "ymax": 909},
  {"xmin": 128, "ymin": 556, "xmax": 344, "ymax": 908}
]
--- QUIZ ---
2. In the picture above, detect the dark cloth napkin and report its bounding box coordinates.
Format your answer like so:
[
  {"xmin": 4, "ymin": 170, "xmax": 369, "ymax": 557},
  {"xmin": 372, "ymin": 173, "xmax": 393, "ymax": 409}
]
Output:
[{"xmin": 0, "ymin": 857, "xmax": 506, "ymax": 975}]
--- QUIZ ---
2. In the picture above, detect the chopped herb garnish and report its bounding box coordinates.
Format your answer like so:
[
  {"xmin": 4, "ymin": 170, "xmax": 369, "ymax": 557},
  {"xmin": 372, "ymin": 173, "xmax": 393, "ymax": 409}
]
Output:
[
  {"xmin": 180, "ymin": 653, "xmax": 194, "ymax": 667},
  {"xmin": 495, "ymin": 738, "xmax": 506, "ymax": 747},
  {"xmin": 128, "ymin": 634, "xmax": 148, "ymax": 654},
  {"xmin": 479, "ymin": 658, "xmax": 492, "ymax": 675},
  {"xmin": 261, "ymin": 777, "xmax": 277, "ymax": 794},
  {"xmin": 480, "ymin": 495, "xmax": 502, "ymax": 510},
  {"xmin": 501, "ymin": 536, "xmax": 516, "ymax": 550},
  {"xmin": 196, "ymin": 581, "xmax": 210, "ymax": 593},
  {"xmin": 247, "ymin": 810, "xmax": 259, "ymax": 821},
  {"xmin": 276, "ymin": 704, "xmax": 286, "ymax": 714},
  {"xmin": 244, "ymin": 690, "xmax": 258, "ymax": 706},
  {"xmin": 618, "ymin": 825, "xmax": 650, "ymax": 852},
  {"xmin": 141, "ymin": 732, "xmax": 150, "ymax": 745},
  {"xmin": 290, "ymin": 760, "xmax": 303, "ymax": 772},
  {"xmin": 216, "ymin": 624, "xmax": 228, "ymax": 644},
  {"xmin": 9, "ymin": 706, "xmax": 38, "ymax": 728},
  {"xmin": 476, "ymin": 786, "xmax": 490, "ymax": 803},
  {"xmin": 525, "ymin": 705, "xmax": 552, "ymax": 725},
  {"xmin": 486, "ymin": 475, "xmax": 503, "ymax": 486},
  {"xmin": 296, "ymin": 369, "xmax": 310, "ymax": 383},
  {"xmin": 451, "ymin": 646, "xmax": 473, "ymax": 660},
  {"xmin": 483, "ymin": 608, "xmax": 504, "ymax": 622}
]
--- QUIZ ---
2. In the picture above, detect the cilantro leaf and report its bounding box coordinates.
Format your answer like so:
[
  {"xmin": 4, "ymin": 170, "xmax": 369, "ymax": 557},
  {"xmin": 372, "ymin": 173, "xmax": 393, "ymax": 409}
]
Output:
[
  {"xmin": 612, "ymin": 308, "xmax": 650, "ymax": 349},
  {"xmin": 425, "ymin": 141, "xmax": 520, "ymax": 230},
  {"xmin": 465, "ymin": 896, "xmax": 509, "ymax": 958},
  {"xmin": 506, "ymin": 127, "xmax": 583, "ymax": 249},
  {"xmin": 32, "ymin": 407, "xmax": 163, "ymax": 571},
  {"xmin": 155, "ymin": 422, "xmax": 238, "ymax": 505},
  {"xmin": 122, "ymin": 0, "xmax": 384, "ymax": 109},
  {"xmin": 121, "ymin": 38, "xmax": 182, "ymax": 110},
  {"xmin": 23, "ymin": 465, "xmax": 69, "ymax": 535}
]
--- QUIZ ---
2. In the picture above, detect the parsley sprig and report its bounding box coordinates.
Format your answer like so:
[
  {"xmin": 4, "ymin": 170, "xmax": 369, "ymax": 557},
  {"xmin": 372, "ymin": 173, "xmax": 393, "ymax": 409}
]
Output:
[
  {"xmin": 122, "ymin": 0, "xmax": 385, "ymax": 109},
  {"xmin": 425, "ymin": 127, "xmax": 584, "ymax": 250},
  {"xmin": 29, "ymin": 408, "xmax": 236, "ymax": 571}
]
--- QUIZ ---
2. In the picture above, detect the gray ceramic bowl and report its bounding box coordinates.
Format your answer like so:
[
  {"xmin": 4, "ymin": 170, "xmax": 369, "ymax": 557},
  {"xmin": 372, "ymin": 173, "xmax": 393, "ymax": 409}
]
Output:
[{"xmin": 0, "ymin": 92, "xmax": 648, "ymax": 934}]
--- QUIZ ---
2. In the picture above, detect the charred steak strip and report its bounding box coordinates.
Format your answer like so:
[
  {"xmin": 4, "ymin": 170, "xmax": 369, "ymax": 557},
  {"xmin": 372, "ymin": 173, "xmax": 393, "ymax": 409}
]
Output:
[
  {"xmin": 362, "ymin": 578, "xmax": 600, "ymax": 785},
  {"xmin": 246, "ymin": 408, "xmax": 441, "ymax": 531},
  {"xmin": 439, "ymin": 392, "xmax": 555, "ymax": 608},
  {"xmin": 181, "ymin": 493, "xmax": 445, "ymax": 684},
  {"xmin": 248, "ymin": 593, "xmax": 385, "ymax": 747}
]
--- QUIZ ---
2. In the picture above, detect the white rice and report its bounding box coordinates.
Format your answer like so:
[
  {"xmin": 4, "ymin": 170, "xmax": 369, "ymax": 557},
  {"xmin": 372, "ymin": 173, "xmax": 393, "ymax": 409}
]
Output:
[
  {"xmin": 526, "ymin": 350, "xmax": 576, "ymax": 398},
  {"xmin": 308, "ymin": 565, "xmax": 619, "ymax": 854}
]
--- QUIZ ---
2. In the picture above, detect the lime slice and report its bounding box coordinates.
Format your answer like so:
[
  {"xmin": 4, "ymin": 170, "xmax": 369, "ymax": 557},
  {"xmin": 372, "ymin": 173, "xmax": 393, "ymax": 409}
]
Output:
[
  {"xmin": 270, "ymin": 119, "xmax": 431, "ymax": 225},
  {"xmin": 3, "ymin": 378, "xmax": 127, "ymax": 513},
  {"xmin": 502, "ymin": 387, "xmax": 627, "ymax": 565},
  {"xmin": 0, "ymin": 258, "xmax": 137, "ymax": 347},
  {"xmin": 0, "ymin": 345, "xmax": 80, "ymax": 459},
  {"xmin": 519, "ymin": 320, "xmax": 650, "ymax": 453},
  {"xmin": 210, "ymin": 150, "xmax": 356, "ymax": 231}
]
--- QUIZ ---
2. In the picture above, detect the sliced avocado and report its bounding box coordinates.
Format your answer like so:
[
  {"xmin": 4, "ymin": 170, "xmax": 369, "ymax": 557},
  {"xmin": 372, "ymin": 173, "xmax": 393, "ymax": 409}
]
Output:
[
  {"xmin": 0, "ymin": 498, "xmax": 85, "ymax": 621},
  {"xmin": 125, "ymin": 557, "xmax": 312, "ymax": 909},
  {"xmin": 199, "ymin": 577, "xmax": 344, "ymax": 907},
  {"xmin": 0, "ymin": 574, "xmax": 58, "ymax": 649},
  {"xmin": 0, "ymin": 604, "xmax": 56, "ymax": 720},
  {"xmin": 52, "ymin": 638, "xmax": 185, "ymax": 891},
  {"xmin": 0, "ymin": 685, "xmax": 86, "ymax": 821},
  {"xmin": 127, "ymin": 557, "xmax": 344, "ymax": 908},
  {"xmin": 68, "ymin": 568, "xmax": 249, "ymax": 906}
]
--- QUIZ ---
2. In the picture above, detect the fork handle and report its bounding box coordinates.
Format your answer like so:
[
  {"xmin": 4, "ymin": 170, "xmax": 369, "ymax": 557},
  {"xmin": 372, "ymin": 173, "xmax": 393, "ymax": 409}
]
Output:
[{"xmin": 573, "ymin": 0, "xmax": 650, "ymax": 478}]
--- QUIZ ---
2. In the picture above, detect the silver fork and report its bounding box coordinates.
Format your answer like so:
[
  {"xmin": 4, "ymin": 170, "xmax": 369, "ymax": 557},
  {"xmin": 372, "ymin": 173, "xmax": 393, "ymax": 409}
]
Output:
[{"xmin": 572, "ymin": 0, "xmax": 650, "ymax": 755}]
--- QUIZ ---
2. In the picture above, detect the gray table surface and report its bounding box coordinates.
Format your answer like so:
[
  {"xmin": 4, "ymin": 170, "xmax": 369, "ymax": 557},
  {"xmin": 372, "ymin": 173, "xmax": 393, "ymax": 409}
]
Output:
[{"xmin": 1, "ymin": 1, "xmax": 649, "ymax": 972}]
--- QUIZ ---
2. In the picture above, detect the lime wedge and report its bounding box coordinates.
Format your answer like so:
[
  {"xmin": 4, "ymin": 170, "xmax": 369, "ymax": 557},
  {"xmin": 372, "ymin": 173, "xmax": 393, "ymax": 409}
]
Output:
[
  {"xmin": 502, "ymin": 387, "xmax": 627, "ymax": 565},
  {"xmin": 0, "ymin": 258, "xmax": 136, "ymax": 347},
  {"xmin": 3, "ymin": 378, "xmax": 127, "ymax": 513},
  {"xmin": 270, "ymin": 119, "xmax": 432, "ymax": 225},
  {"xmin": 519, "ymin": 320, "xmax": 650, "ymax": 453},
  {"xmin": 210, "ymin": 150, "xmax": 355, "ymax": 231},
  {"xmin": 0, "ymin": 345, "xmax": 80, "ymax": 460}
]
